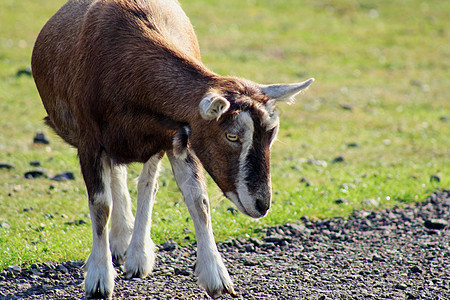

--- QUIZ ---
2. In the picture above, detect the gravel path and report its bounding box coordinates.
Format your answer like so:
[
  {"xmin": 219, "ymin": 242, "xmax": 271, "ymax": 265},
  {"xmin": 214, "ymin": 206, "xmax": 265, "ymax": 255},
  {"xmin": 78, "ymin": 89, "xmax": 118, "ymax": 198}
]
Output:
[{"xmin": 1, "ymin": 189, "xmax": 449, "ymax": 300}]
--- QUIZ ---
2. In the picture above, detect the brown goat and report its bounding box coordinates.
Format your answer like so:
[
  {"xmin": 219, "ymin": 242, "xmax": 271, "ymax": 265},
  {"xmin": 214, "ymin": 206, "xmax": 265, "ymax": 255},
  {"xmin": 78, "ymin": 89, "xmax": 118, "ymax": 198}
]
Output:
[{"xmin": 31, "ymin": 0, "xmax": 314, "ymax": 298}]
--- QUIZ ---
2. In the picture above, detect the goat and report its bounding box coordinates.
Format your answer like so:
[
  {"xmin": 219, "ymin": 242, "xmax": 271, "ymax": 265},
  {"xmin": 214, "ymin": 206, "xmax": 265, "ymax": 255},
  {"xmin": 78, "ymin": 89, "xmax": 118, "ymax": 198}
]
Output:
[{"xmin": 31, "ymin": 0, "xmax": 314, "ymax": 298}]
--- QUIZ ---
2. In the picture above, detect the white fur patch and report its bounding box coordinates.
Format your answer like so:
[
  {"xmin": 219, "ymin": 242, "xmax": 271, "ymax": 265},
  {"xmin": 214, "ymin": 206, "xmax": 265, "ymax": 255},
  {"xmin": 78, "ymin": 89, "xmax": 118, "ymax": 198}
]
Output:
[
  {"xmin": 109, "ymin": 164, "xmax": 134, "ymax": 264},
  {"xmin": 168, "ymin": 151, "xmax": 235, "ymax": 297},
  {"xmin": 125, "ymin": 154, "xmax": 162, "ymax": 278},
  {"xmin": 85, "ymin": 156, "xmax": 115, "ymax": 298},
  {"xmin": 233, "ymin": 112, "xmax": 263, "ymax": 218}
]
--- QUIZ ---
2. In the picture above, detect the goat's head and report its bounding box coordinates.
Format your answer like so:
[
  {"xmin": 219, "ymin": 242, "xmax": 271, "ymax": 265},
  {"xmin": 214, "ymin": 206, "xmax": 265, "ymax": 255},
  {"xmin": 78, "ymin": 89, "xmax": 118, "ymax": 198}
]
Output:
[{"xmin": 175, "ymin": 77, "xmax": 314, "ymax": 218}]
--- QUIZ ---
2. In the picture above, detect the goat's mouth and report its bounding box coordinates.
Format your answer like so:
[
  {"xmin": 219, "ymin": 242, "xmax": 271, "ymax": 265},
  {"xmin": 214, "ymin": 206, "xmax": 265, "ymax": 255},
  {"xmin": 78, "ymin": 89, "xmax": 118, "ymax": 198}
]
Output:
[{"xmin": 225, "ymin": 191, "xmax": 268, "ymax": 219}]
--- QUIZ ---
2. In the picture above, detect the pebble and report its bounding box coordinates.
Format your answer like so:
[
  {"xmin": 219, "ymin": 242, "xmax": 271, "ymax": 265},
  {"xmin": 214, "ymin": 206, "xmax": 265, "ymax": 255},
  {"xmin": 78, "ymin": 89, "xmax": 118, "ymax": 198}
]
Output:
[
  {"xmin": 24, "ymin": 168, "xmax": 47, "ymax": 179},
  {"xmin": 33, "ymin": 131, "xmax": 50, "ymax": 144},
  {"xmin": 332, "ymin": 156, "xmax": 345, "ymax": 163},
  {"xmin": 7, "ymin": 265, "xmax": 21, "ymax": 274},
  {"xmin": 347, "ymin": 142, "xmax": 360, "ymax": 148},
  {"xmin": 51, "ymin": 172, "xmax": 75, "ymax": 181},
  {"xmin": 29, "ymin": 160, "xmax": 41, "ymax": 167},
  {"xmin": 335, "ymin": 198, "xmax": 349, "ymax": 205},
  {"xmin": 340, "ymin": 103, "xmax": 354, "ymax": 111},
  {"xmin": 162, "ymin": 239, "xmax": 178, "ymax": 251},
  {"xmin": 227, "ymin": 207, "xmax": 238, "ymax": 215},
  {"xmin": 424, "ymin": 219, "xmax": 448, "ymax": 230},
  {"xmin": 1, "ymin": 189, "xmax": 449, "ymax": 299},
  {"xmin": 56, "ymin": 265, "xmax": 69, "ymax": 274},
  {"xmin": 16, "ymin": 66, "xmax": 32, "ymax": 77},
  {"xmin": 0, "ymin": 162, "xmax": 15, "ymax": 170},
  {"xmin": 64, "ymin": 220, "xmax": 87, "ymax": 226},
  {"xmin": 430, "ymin": 174, "xmax": 441, "ymax": 183}
]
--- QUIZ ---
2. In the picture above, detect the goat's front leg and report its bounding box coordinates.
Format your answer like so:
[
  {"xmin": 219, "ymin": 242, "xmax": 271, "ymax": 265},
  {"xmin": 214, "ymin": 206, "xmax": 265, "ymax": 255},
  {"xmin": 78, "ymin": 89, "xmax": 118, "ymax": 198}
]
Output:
[
  {"xmin": 109, "ymin": 164, "xmax": 134, "ymax": 266},
  {"xmin": 80, "ymin": 150, "xmax": 115, "ymax": 299},
  {"xmin": 168, "ymin": 151, "xmax": 235, "ymax": 298},
  {"xmin": 124, "ymin": 152, "xmax": 163, "ymax": 278}
]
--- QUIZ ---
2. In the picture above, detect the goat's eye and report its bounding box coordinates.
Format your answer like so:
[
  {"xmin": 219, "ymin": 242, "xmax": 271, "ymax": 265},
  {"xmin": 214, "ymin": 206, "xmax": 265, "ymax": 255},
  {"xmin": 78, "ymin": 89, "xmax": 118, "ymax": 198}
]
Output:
[{"xmin": 226, "ymin": 133, "xmax": 239, "ymax": 142}]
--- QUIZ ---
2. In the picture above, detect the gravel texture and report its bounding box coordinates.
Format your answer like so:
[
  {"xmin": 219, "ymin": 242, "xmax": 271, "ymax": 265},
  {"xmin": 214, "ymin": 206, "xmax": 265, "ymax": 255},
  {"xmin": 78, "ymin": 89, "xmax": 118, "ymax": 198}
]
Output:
[{"xmin": 1, "ymin": 189, "xmax": 449, "ymax": 300}]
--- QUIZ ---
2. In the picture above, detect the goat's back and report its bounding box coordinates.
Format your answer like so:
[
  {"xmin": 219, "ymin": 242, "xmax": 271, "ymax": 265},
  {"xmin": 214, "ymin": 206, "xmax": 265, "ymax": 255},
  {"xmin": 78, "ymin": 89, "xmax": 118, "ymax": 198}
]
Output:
[{"xmin": 32, "ymin": 0, "xmax": 201, "ymax": 150}]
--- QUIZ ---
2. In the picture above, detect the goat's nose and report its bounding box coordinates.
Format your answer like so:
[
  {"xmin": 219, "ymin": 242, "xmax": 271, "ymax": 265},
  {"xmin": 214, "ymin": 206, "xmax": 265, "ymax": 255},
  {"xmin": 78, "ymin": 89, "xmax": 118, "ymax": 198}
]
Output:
[{"xmin": 255, "ymin": 198, "xmax": 270, "ymax": 215}]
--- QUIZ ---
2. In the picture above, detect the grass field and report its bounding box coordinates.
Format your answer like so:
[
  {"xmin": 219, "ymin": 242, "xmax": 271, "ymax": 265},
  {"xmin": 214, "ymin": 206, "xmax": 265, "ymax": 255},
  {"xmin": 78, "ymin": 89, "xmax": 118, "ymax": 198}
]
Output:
[{"xmin": 0, "ymin": 0, "xmax": 448, "ymax": 270}]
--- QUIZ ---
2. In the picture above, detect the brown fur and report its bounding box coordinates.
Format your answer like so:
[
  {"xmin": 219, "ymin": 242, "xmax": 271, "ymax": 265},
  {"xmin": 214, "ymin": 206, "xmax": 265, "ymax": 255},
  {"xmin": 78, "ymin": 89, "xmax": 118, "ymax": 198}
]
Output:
[
  {"xmin": 32, "ymin": 0, "xmax": 272, "ymax": 196},
  {"xmin": 32, "ymin": 0, "xmax": 295, "ymax": 297}
]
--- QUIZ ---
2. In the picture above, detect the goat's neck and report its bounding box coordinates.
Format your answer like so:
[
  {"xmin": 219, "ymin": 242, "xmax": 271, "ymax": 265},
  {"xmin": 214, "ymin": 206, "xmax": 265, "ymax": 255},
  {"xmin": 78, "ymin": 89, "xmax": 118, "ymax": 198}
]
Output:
[{"xmin": 137, "ymin": 51, "xmax": 218, "ymax": 124}]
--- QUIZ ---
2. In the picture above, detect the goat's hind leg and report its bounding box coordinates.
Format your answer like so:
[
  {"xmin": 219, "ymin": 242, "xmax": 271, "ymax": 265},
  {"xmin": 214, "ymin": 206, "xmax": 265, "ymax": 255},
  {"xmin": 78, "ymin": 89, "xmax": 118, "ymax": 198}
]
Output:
[
  {"xmin": 80, "ymin": 150, "xmax": 115, "ymax": 299},
  {"xmin": 109, "ymin": 164, "xmax": 134, "ymax": 266},
  {"xmin": 168, "ymin": 151, "xmax": 235, "ymax": 298},
  {"xmin": 124, "ymin": 152, "xmax": 163, "ymax": 278}
]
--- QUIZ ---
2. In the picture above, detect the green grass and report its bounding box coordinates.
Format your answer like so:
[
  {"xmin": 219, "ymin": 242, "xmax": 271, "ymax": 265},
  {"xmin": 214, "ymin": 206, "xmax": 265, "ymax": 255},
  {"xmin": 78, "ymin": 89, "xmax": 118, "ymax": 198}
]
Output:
[{"xmin": 0, "ymin": 0, "xmax": 449, "ymax": 270}]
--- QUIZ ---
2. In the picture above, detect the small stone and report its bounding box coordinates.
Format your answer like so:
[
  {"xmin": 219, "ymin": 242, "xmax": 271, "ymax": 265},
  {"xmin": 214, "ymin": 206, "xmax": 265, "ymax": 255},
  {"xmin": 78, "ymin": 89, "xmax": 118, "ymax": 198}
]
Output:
[
  {"xmin": 174, "ymin": 267, "xmax": 190, "ymax": 276},
  {"xmin": 33, "ymin": 131, "xmax": 50, "ymax": 144},
  {"xmin": 227, "ymin": 207, "xmax": 238, "ymax": 215},
  {"xmin": 24, "ymin": 168, "xmax": 47, "ymax": 179},
  {"xmin": 244, "ymin": 244, "xmax": 255, "ymax": 252},
  {"xmin": 332, "ymin": 156, "xmax": 345, "ymax": 163},
  {"xmin": 29, "ymin": 160, "xmax": 41, "ymax": 167},
  {"xmin": 44, "ymin": 213, "xmax": 54, "ymax": 219},
  {"xmin": 340, "ymin": 103, "xmax": 354, "ymax": 111},
  {"xmin": 430, "ymin": 174, "xmax": 440, "ymax": 183},
  {"xmin": 0, "ymin": 162, "xmax": 15, "ymax": 170},
  {"xmin": 393, "ymin": 283, "xmax": 407, "ymax": 290},
  {"xmin": 264, "ymin": 234, "xmax": 286, "ymax": 243},
  {"xmin": 409, "ymin": 266, "xmax": 422, "ymax": 274},
  {"xmin": 56, "ymin": 264, "xmax": 69, "ymax": 274},
  {"xmin": 347, "ymin": 142, "xmax": 360, "ymax": 148},
  {"xmin": 16, "ymin": 66, "xmax": 32, "ymax": 77},
  {"xmin": 262, "ymin": 243, "xmax": 276, "ymax": 250},
  {"xmin": 162, "ymin": 239, "xmax": 177, "ymax": 251},
  {"xmin": 424, "ymin": 219, "xmax": 448, "ymax": 230},
  {"xmin": 300, "ymin": 177, "xmax": 312, "ymax": 186},
  {"xmin": 51, "ymin": 172, "xmax": 75, "ymax": 181},
  {"xmin": 64, "ymin": 219, "xmax": 87, "ymax": 226},
  {"xmin": 249, "ymin": 237, "xmax": 263, "ymax": 247},
  {"xmin": 7, "ymin": 265, "xmax": 21, "ymax": 274},
  {"xmin": 371, "ymin": 254, "xmax": 384, "ymax": 262},
  {"xmin": 243, "ymin": 259, "xmax": 259, "ymax": 266},
  {"xmin": 335, "ymin": 198, "xmax": 349, "ymax": 205}
]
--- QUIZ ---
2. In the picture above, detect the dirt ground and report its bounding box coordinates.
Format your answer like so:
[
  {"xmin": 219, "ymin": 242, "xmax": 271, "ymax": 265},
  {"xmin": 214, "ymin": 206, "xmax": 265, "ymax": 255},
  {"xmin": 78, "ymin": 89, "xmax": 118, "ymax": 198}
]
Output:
[{"xmin": 1, "ymin": 189, "xmax": 449, "ymax": 299}]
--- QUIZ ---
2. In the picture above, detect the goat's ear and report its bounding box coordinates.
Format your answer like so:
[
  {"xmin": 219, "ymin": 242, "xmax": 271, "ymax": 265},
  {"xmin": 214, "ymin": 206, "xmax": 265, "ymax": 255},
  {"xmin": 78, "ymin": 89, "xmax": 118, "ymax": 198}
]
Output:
[
  {"xmin": 261, "ymin": 78, "xmax": 314, "ymax": 103},
  {"xmin": 173, "ymin": 126, "xmax": 190, "ymax": 160},
  {"xmin": 199, "ymin": 93, "xmax": 230, "ymax": 120}
]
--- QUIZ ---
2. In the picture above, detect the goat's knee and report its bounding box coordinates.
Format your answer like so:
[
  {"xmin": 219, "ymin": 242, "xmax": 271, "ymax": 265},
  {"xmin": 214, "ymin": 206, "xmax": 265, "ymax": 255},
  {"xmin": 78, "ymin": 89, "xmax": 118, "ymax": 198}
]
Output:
[{"xmin": 193, "ymin": 195, "xmax": 210, "ymax": 225}]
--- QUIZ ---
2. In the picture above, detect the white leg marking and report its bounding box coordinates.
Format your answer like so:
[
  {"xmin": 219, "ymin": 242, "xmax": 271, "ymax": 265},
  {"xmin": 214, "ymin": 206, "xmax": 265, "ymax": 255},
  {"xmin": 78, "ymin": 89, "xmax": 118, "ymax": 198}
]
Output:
[
  {"xmin": 109, "ymin": 164, "xmax": 134, "ymax": 265},
  {"xmin": 168, "ymin": 151, "xmax": 235, "ymax": 298},
  {"xmin": 124, "ymin": 153, "xmax": 163, "ymax": 278},
  {"xmin": 84, "ymin": 155, "xmax": 115, "ymax": 299}
]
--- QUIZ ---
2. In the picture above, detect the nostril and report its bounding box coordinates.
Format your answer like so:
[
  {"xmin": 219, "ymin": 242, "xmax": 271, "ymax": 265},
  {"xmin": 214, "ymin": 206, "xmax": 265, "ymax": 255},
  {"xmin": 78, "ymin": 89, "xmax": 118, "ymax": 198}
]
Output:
[{"xmin": 255, "ymin": 198, "xmax": 269, "ymax": 214}]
